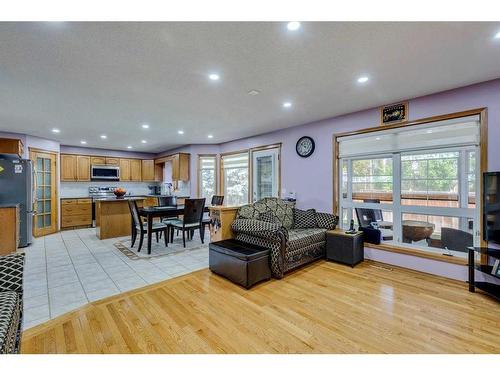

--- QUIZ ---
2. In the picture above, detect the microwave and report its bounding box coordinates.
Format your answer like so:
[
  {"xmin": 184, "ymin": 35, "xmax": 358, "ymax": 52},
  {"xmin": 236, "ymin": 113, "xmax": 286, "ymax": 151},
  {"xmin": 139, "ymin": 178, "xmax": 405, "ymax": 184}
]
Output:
[{"xmin": 91, "ymin": 165, "xmax": 120, "ymax": 180}]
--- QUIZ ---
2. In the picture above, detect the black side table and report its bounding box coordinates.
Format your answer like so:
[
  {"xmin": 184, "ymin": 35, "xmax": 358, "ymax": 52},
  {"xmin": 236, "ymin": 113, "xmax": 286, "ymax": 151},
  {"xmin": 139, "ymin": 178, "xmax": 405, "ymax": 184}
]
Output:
[{"xmin": 326, "ymin": 229, "xmax": 364, "ymax": 267}]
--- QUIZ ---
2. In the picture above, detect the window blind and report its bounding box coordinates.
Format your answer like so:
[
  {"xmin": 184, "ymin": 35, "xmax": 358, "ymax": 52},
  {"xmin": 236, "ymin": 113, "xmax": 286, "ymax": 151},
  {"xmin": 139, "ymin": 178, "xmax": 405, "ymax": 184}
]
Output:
[
  {"xmin": 338, "ymin": 115, "xmax": 480, "ymax": 158},
  {"xmin": 222, "ymin": 153, "xmax": 248, "ymax": 169},
  {"xmin": 200, "ymin": 156, "xmax": 216, "ymax": 169}
]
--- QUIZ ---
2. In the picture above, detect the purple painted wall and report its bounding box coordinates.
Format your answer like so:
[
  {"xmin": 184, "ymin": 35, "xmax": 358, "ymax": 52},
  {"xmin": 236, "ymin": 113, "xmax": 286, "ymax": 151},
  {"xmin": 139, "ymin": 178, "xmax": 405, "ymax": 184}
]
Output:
[
  {"xmin": 60, "ymin": 145, "xmax": 155, "ymax": 159},
  {"xmin": 157, "ymin": 79, "xmax": 500, "ymax": 281},
  {"xmin": 164, "ymin": 79, "xmax": 500, "ymax": 214},
  {"xmin": 213, "ymin": 78, "xmax": 500, "ymax": 212}
]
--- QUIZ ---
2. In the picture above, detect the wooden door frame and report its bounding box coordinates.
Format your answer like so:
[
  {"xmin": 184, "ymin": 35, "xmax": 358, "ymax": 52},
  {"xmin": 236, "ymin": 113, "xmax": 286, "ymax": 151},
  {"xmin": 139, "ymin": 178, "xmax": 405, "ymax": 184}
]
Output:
[
  {"xmin": 249, "ymin": 143, "xmax": 282, "ymax": 202},
  {"xmin": 30, "ymin": 148, "xmax": 59, "ymax": 237}
]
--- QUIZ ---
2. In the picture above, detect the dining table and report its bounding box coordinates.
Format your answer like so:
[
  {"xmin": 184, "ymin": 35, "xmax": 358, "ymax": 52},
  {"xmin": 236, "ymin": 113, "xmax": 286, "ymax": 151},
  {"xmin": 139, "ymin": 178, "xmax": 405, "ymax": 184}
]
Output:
[{"xmin": 137, "ymin": 205, "xmax": 210, "ymax": 254}]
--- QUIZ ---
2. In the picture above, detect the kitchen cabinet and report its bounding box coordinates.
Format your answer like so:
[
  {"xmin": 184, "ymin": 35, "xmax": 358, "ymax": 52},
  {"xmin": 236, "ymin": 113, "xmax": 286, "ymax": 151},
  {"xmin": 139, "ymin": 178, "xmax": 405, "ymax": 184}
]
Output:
[
  {"xmin": 119, "ymin": 159, "xmax": 131, "ymax": 181},
  {"xmin": 141, "ymin": 160, "xmax": 155, "ymax": 181},
  {"xmin": 105, "ymin": 157, "xmax": 120, "ymax": 165},
  {"xmin": 0, "ymin": 138, "xmax": 24, "ymax": 157},
  {"xmin": 60, "ymin": 153, "xmax": 155, "ymax": 183},
  {"xmin": 76, "ymin": 155, "xmax": 91, "ymax": 181},
  {"xmin": 61, "ymin": 198, "xmax": 92, "ymax": 228},
  {"xmin": 130, "ymin": 159, "xmax": 142, "ymax": 181},
  {"xmin": 0, "ymin": 205, "xmax": 19, "ymax": 255},
  {"xmin": 61, "ymin": 154, "xmax": 90, "ymax": 181},
  {"xmin": 61, "ymin": 154, "xmax": 77, "ymax": 181},
  {"xmin": 91, "ymin": 156, "xmax": 106, "ymax": 165},
  {"xmin": 155, "ymin": 153, "xmax": 190, "ymax": 182}
]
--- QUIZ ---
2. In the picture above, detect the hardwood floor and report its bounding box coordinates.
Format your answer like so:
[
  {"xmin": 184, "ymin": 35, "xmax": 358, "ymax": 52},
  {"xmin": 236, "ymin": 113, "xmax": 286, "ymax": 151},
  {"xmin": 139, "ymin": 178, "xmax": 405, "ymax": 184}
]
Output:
[{"xmin": 21, "ymin": 260, "xmax": 500, "ymax": 354}]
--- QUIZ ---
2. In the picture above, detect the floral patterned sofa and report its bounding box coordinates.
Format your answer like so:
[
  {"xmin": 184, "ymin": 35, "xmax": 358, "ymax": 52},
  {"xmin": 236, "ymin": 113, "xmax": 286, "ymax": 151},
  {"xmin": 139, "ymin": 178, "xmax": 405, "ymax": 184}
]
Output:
[
  {"xmin": 231, "ymin": 198, "xmax": 338, "ymax": 279},
  {"xmin": 0, "ymin": 253, "xmax": 24, "ymax": 354}
]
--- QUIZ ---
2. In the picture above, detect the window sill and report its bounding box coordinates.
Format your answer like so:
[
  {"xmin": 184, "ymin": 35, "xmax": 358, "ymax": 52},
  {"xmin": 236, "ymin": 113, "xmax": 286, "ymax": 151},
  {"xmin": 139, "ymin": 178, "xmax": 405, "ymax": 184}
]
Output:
[{"xmin": 366, "ymin": 243, "xmax": 468, "ymax": 266}]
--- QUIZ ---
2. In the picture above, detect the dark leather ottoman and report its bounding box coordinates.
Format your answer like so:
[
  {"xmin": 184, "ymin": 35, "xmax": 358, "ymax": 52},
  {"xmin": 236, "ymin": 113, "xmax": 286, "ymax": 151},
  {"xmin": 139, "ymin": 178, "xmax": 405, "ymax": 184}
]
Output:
[{"xmin": 209, "ymin": 239, "xmax": 271, "ymax": 289}]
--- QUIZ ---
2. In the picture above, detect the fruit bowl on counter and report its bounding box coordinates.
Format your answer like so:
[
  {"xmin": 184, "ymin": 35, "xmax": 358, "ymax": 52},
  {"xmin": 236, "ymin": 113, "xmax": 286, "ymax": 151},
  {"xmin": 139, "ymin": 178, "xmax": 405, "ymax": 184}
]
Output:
[{"xmin": 113, "ymin": 187, "xmax": 127, "ymax": 198}]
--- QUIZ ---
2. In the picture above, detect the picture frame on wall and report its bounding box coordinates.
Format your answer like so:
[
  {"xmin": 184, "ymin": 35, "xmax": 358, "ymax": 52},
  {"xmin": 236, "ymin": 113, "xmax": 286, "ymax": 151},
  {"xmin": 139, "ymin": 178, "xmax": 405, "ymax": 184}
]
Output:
[{"xmin": 380, "ymin": 101, "xmax": 409, "ymax": 125}]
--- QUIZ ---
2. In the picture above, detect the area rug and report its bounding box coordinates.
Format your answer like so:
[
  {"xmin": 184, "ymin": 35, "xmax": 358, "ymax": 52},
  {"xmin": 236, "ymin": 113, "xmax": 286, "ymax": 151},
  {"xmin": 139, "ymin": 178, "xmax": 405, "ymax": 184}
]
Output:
[{"xmin": 114, "ymin": 233, "xmax": 208, "ymax": 260}]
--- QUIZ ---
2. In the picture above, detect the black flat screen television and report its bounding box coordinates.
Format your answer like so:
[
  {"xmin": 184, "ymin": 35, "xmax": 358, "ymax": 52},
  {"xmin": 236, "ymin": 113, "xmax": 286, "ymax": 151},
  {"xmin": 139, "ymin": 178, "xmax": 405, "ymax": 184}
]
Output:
[{"xmin": 484, "ymin": 172, "xmax": 500, "ymax": 244}]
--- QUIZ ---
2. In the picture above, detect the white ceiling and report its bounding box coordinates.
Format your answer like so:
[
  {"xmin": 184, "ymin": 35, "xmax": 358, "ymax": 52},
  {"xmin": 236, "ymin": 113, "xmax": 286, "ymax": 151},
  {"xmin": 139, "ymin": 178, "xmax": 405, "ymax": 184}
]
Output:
[{"xmin": 0, "ymin": 22, "xmax": 499, "ymax": 153}]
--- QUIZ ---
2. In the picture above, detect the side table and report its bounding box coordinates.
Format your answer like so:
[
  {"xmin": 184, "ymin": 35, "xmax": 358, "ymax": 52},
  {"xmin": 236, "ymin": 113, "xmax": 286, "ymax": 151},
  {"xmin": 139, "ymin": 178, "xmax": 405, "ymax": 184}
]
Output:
[{"xmin": 326, "ymin": 229, "xmax": 364, "ymax": 267}]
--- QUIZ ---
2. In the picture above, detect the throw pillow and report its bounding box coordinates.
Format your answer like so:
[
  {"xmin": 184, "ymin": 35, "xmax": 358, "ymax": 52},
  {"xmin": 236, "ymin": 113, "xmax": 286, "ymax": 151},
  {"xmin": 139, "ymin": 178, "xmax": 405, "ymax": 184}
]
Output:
[
  {"xmin": 293, "ymin": 208, "xmax": 317, "ymax": 229},
  {"xmin": 315, "ymin": 212, "xmax": 339, "ymax": 230},
  {"xmin": 258, "ymin": 210, "xmax": 281, "ymax": 225}
]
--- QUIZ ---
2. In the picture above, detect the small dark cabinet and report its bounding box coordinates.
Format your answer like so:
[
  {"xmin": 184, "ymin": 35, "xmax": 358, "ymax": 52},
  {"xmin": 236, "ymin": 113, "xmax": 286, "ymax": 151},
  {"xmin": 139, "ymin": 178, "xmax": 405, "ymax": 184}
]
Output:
[{"xmin": 326, "ymin": 230, "xmax": 364, "ymax": 267}]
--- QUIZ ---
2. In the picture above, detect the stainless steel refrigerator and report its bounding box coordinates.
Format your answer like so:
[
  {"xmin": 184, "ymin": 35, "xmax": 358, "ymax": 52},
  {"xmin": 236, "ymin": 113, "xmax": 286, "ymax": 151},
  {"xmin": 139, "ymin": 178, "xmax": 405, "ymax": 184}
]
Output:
[{"xmin": 0, "ymin": 153, "xmax": 34, "ymax": 247}]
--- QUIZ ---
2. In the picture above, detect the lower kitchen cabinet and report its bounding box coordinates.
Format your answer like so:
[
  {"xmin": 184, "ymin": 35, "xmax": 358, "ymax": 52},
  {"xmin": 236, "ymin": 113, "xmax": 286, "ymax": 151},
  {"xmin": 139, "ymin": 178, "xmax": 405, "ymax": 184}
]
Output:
[{"xmin": 61, "ymin": 198, "xmax": 92, "ymax": 228}]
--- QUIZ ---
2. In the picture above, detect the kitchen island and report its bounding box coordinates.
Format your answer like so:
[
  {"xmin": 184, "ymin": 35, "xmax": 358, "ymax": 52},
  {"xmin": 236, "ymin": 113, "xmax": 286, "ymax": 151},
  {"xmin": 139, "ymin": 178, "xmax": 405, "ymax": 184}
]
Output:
[
  {"xmin": 95, "ymin": 197, "xmax": 146, "ymax": 240},
  {"xmin": 93, "ymin": 195, "xmax": 190, "ymax": 240}
]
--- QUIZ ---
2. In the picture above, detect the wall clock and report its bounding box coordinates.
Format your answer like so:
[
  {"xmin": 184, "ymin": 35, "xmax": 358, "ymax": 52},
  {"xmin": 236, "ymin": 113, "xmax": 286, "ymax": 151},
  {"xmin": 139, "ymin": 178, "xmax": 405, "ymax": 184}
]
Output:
[{"xmin": 296, "ymin": 136, "xmax": 315, "ymax": 158}]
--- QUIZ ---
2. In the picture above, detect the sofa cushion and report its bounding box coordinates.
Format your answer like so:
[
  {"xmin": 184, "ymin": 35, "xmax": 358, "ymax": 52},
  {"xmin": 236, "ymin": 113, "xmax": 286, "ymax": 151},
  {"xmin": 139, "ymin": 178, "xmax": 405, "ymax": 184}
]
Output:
[
  {"xmin": 293, "ymin": 208, "xmax": 317, "ymax": 229},
  {"xmin": 258, "ymin": 210, "xmax": 280, "ymax": 224},
  {"xmin": 237, "ymin": 198, "xmax": 295, "ymax": 230},
  {"xmin": 315, "ymin": 212, "xmax": 338, "ymax": 230},
  {"xmin": 0, "ymin": 291, "xmax": 21, "ymax": 354},
  {"xmin": 287, "ymin": 228, "xmax": 327, "ymax": 253}
]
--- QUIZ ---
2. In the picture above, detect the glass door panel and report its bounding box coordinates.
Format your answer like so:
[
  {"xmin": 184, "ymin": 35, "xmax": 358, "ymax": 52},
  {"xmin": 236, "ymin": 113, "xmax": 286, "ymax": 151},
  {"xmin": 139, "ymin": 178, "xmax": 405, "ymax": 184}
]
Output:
[
  {"xmin": 252, "ymin": 148, "xmax": 279, "ymax": 202},
  {"xmin": 31, "ymin": 151, "xmax": 57, "ymax": 237}
]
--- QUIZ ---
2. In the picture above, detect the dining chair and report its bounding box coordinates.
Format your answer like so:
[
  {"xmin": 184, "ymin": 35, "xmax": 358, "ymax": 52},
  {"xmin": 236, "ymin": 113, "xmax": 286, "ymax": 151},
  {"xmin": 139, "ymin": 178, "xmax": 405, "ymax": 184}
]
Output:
[
  {"xmin": 201, "ymin": 195, "xmax": 224, "ymax": 240},
  {"xmin": 159, "ymin": 196, "xmax": 178, "ymax": 223},
  {"xmin": 128, "ymin": 200, "xmax": 169, "ymax": 252},
  {"xmin": 167, "ymin": 198, "xmax": 206, "ymax": 247}
]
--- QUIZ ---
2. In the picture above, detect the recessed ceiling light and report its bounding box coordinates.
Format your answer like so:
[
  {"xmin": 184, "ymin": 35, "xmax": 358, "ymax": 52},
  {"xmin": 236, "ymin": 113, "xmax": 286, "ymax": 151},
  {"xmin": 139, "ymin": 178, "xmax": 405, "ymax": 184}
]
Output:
[
  {"xmin": 178, "ymin": 130, "xmax": 184, "ymax": 135},
  {"xmin": 248, "ymin": 90, "xmax": 260, "ymax": 96},
  {"xmin": 80, "ymin": 140, "xmax": 87, "ymax": 145},
  {"xmin": 375, "ymin": 137, "xmax": 381, "ymax": 141},
  {"xmin": 208, "ymin": 134, "xmax": 214, "ymax": 139},
  {"xmin": 141, "ymin": 124, "xmax": 150, "ymax": 129},
  {"xmin": 208, "ymin": 73, "xmax": 220, "ymax": 81},
  {"xmin": 141, "ymin": 140, "xmax": 147, "ymax": 144},
  {"xmin": 282, "ymin": 102, "xmax": 292, "ymax": 108},
  {"xmin": 287, "ymin": 22, "xmax": 301, "ymax": 31},
  {"xmin": 357, "ymin": 76, "xmax": 369, "ymax": 83},
  {"xmin": 494, "ymin": 31, "xmax": 500, "ymax": 39},
  {"xmin": 52, "ymin": 128, "xmax": 60, "ymax": 133},
  {"xmin": 127, "ymin": 145, "xmax": 132, "ymax": 149},
  {"xmin": 426, "ymin": 129, "xmax": 433, "ymax": 134},
  {"xmin": 100, "ymin": 135, "xmax": 107, "ymax": 139}
]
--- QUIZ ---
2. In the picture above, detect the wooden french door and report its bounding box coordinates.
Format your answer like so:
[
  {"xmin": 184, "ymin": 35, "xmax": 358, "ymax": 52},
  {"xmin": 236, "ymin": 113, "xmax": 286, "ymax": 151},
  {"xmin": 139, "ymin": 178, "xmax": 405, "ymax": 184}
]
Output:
[{"xmin": 30, "ymin": 149, "xmax": 58, "ymax": 237}]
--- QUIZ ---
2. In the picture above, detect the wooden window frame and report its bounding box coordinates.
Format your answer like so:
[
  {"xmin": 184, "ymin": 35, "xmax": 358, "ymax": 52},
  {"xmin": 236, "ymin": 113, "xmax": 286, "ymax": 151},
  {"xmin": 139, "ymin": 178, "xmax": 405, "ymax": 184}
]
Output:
[
  {"xmin": 220, "ymin": 149, "xmax": 250, "ymax": 205},
  {"xmin": 197, "ymin": 154, "xmax": 219, "ymax": 198},
  {"xmin": 332, "ymin": 108, "xmax": 488, "ymax": 264}
]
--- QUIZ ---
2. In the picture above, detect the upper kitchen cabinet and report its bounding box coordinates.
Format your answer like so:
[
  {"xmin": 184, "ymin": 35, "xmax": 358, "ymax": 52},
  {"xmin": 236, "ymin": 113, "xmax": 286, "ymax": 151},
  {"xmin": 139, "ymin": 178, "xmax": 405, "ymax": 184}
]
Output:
[
  {"xmin": 90, "ymin": 156, "xmax": 106, "ymax": 165},
  {"xmin": 119, "ymin": 158, "xmax": 131, "ymax": 181},
  {"xmin": 141, "ymin": 160, "xmax": 155, "ymax": 181},
  {"xmin": 130, "ymin": 159, "xmax": 142, "ymax": 181},
  {"xmin": 61, "ymin": 154, "xmax": 91, "ymax": 181},
  {"xmin": 61, "ymin": 154, "xmax": 77, "ymax": 181},
  {"xmin": 0, "ymin": 138, "xmax": 24, "ymax": 157},
  {"xmin": 105, "ymin": 157, "xmax": 120, "ymax": 165},
  {"xmin": 76, "ymin": 155, "xmax": 91, "ymax": 181},
  {"xmin": 155, "ymin": 153, "xmax": 190, "ymax": 181},
  {"xmin": 171, "ymin": 153, "xmax": 190, "ymax": 181}
]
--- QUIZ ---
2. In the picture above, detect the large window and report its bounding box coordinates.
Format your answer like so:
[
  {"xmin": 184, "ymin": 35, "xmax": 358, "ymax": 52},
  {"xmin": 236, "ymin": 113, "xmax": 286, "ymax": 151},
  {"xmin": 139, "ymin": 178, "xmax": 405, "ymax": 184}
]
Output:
[
  {"xmin": 222, "ymin": 152, "xmax": 249, "ymax": 206},
  {"xmin": 198, "ymin": 155, "xmax": 217, "ymax": 201},
  {"xmin": 338, "ymin": 115, "xmax": 481, "ymax": 258}
]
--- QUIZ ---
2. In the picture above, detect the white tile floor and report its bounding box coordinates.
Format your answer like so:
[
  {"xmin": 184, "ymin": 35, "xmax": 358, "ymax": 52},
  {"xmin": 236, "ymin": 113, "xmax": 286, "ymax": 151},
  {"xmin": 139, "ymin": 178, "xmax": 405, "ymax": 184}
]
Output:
[{"xmin": 22, "ymin": 228, "xmax": 209, "ymax": 330}]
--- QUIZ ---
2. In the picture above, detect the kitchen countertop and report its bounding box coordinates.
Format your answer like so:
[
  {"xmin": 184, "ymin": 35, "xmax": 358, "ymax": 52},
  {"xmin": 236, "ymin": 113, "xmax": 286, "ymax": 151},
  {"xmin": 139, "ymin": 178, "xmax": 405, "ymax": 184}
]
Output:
[
  {"xmin": 61, "ymin": 194, "xmax": 190, "ymax": 200},
  {"xmin": 94, "ymin": 195, "xmax": 190, "ymax": 202}
]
